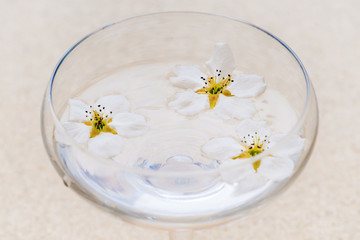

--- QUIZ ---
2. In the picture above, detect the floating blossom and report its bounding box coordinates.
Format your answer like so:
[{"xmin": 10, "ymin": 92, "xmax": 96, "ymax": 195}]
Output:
[
  {"xmin": 202, "ymin": 119, "xmax": 305, "ymax": 182},
  {"xmin": 168, "ymin": 43, "xmax": 266, "ymax": 119},
  {"xmin": 58, "ymin": 95, "xmax": 148, "ymax": 158}
]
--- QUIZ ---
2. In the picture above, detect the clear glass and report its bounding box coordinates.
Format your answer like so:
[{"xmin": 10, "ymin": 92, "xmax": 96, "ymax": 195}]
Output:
[{"xmin": 41, "ymin": 12, "xmax": 318, "ymax": 239}]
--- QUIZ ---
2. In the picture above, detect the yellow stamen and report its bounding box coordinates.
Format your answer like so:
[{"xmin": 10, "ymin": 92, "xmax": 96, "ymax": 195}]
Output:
[
  {"xmin": 83, "ymin": 121, "xmax": 92, "ymax": 126},
  {"xmin": 195, "ymin": 88, "xmax": 207, "ymax": 94},
  {"xmin": 232, "ymin": 151, "xmax": 250, "ymax": 159},
  {"xmin": 195, "ymin": 71, "xmax": 234, "ymax": 108},
  {"xmin": 232, "ymin": 133, "xmax": 268, "ymax": 172},
  {"xmin": 82, "ymin": 109, "xmax": 117, "ymax": 138},
  {"xmin": 252, "ymin": 160, "xmax": 261, "ymax": 172},
  {"xmin": 222, "ymin": 89, "xmax": 233, "ymax": 97},
  {"xmin": 208, "ymin": 94, "xmax": 220, "ymax": 108}
]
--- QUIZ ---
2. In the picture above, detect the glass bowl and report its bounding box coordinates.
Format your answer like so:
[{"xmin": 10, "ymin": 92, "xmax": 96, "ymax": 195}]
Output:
[{"xmin": 41, "ymin": 11, "xmax": 318, "ymax": 234}]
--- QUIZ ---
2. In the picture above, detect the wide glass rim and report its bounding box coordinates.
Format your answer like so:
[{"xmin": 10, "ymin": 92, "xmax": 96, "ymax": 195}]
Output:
[{"xmin": 48, "ymin": 11, "xmax": 312, "ymax": 176}]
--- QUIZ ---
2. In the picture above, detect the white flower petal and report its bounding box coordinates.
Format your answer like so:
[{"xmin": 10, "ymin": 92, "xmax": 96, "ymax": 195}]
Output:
[
  {"xmin": 233, "ymin": 174, "xmax": 268, "ymax": 194},
  {"xmin": 170, "ymin": 76, "xmax": 204, "ymax": 91},
  {"xmin": 110, "ymin": 112, "xmax": 148, "ymax": 137},
  {"xmin": 68, "ymin": 99, "xmax": 88, "ymax": 122},
  {"xmin": 268, "ymin": 134, "xmax": 305, "ymax": 160},
  {"xmin": 202, "ymin": 137, "xmax": 244, "ymax": 161},
  {"xmin": 173, "ymin": 65, "xmax": 205, "ymax": 77},
  {"xmin": 88, "ymin": 133, "xmax": 124, "ymax": 158},
  {"xmin": 257, "ymin": 156, "xmax": 294, "ymax": 181},
  {"xmin": 95, "ymin": 95, "xmax": 130, "ymax": 114},
  {"xmin": 220, "ymin": 159, "xmax": 255, "ymax": 184},
  {"xmin": 214, "ymin": 96, "xmax": 256, "ymax": 120},
  {"xmin": 228, "ymin": 74, "xmax": 266, "ymax": 98},
  {"xmin": 206, "ymin": 42, "xmax": 236, "ymax": 78},
  {"xmin": 170, "ymin": 65, "xmax": 206, "ymax": 90},
  {"xmin": 168, "ymin": 89, "xmax": 208, "ymax": 116},
  {"xmin": 62, "ymin": 122, "xmax": 90, "ymax": 144},
  {"xmin": 236, "ymin": 119, "xmax": 271, "ymax": 140}
]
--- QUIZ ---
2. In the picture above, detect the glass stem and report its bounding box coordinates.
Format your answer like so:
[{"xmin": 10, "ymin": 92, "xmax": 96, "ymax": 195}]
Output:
[{"xmin": 169, "ymin": 230, "xmax": 193, "ymax": 240}]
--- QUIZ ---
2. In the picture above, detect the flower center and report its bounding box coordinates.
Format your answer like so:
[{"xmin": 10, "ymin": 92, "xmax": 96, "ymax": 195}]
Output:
[
  {"xmin": 90, "ymin": 110, "xmax": 108, "ymax": 130},
  {"xmin": 232, "ymin": 132, "xmax": 269, "ymax": 172},
  {"xmin": 195, "ymin": 69, "xmax": 234, "ymax": 108},
  {"xmin": 82, "ymin": 104, "xmax": 117, "ymax": 138}
]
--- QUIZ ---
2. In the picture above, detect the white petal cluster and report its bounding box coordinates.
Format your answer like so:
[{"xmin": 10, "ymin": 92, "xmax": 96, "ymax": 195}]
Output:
[
  {"xmin": 168, "ymin": 42, "xmax": 266, "ymax": 119},
  {"xmin": 57, "ymin": 95, "xmax": 148, "ymax": 159},
  {"xmin": 202, "ymin": 119, "xmax": 305, "ymax": 183}
]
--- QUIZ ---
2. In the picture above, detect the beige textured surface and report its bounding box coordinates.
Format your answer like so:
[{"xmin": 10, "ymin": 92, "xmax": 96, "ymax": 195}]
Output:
[{"xmin": 1, "ymin": 0, "xmax": 359, "ymax": 239}]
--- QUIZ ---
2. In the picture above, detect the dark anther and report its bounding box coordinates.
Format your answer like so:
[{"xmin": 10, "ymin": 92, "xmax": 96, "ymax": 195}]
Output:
[
  {"xmin": 103, "ymin": 107, "xmax": 105, "ymax": 109},
  {"xmin": 218, "ymin": 74, "xmax": 221, "ymax": 76},
  {"xmin": 98, "ymin": 105, "xmax": 101, "ymax": 107},
  {"xmin": 231, "ymin": 80, "xmax": 234, "ymax": 82},
  {"xmin": 255, "ymin": 132, "xmax": 258, "ymax": 134},
  {"xmin": 249, "ymin": 146, "xmax": 253, "ymax": 149},
  {"xmin": 216, "ymin": 69, "xmax": 218, "ymax": 72},
  {"xmin": 110, "ymin": 111, "xmax": 112, "ymax": 114},
  {"xmin": 228, "ymin": 74, "xmax": 230, "ymax": 77},
  {"xmin": 85, "ymin": 111, "xmax": 88, "ymax": 113},
  {"xmin": 219, "ymin": 70, "xmax": 221, "ymax": 72}
]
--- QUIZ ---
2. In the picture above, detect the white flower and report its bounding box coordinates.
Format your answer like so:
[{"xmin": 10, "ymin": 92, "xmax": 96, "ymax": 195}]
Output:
[
  {"xmin": 168, "ymin": 42, "xmax": 266, "ymax": 120},
  {"xmin": 58, "ymin": 95, "xmax": 148, "ymax": 158},
  {"xmin": 202, "ymin": 119, "xmax": 305, "ymax": 182}
]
